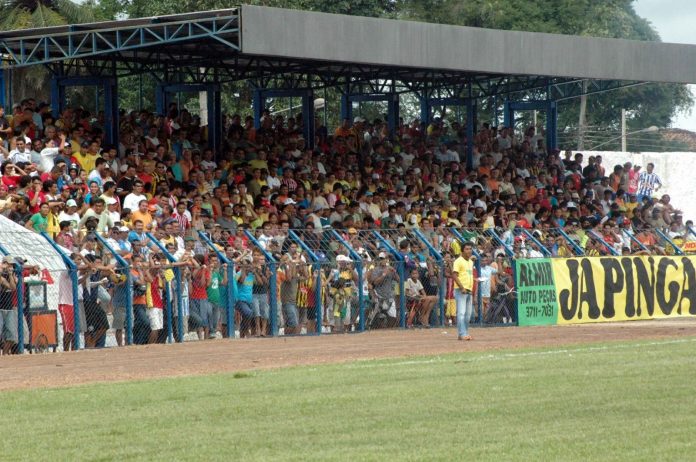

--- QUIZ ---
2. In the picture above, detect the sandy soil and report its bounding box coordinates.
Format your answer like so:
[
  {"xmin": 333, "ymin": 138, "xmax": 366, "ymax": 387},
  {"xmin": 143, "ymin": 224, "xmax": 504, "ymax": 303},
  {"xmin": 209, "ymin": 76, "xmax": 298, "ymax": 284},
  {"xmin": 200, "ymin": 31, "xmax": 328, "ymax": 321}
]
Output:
[{"xmin": 1, "ymin": 319, "xmax": 695, "ymax": 391}]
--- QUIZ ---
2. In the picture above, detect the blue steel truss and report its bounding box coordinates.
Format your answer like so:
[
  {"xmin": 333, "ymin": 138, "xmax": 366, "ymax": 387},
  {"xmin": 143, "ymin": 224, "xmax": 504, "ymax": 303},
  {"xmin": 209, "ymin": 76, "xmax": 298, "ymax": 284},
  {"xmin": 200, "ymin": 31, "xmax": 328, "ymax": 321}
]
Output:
[{"xmin": 0, "ymin": 9, "xmax": 240, "ymax": 69}]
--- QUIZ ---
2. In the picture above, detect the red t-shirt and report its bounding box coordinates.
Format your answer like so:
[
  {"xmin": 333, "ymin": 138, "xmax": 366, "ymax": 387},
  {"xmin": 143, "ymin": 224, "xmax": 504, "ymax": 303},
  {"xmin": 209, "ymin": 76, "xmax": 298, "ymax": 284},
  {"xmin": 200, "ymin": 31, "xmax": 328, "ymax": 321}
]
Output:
[
  {"xmin": 190, "ymin": 269, "xmax": 210, "ymax": 300},
  {"xmin": 150, "ymin": 276, "xmax": 164, "ymax": 310},
  {"xmin": 1, "ymin": 175, "xmax": 20, "ymax": 188}
]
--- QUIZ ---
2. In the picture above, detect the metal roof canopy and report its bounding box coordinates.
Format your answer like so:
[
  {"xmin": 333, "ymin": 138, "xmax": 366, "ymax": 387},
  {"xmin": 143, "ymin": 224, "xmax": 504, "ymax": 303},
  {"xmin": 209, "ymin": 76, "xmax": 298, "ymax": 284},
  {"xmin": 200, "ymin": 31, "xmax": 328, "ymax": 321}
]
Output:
[{"xmin": 1, "ymin": 4, "xmax": 694, "ymax": 97}]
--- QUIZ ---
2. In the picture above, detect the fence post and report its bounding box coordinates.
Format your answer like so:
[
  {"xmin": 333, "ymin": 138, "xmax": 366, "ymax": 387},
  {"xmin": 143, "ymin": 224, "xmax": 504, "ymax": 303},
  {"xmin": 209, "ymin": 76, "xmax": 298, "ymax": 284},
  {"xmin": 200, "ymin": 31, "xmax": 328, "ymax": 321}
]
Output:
[
  {"xmin": 288, "ymin": 230, "xmax": 321, "ymax": 335},
  {"xmin": 474, "ymin": 256, "xmax": 483, "ymax": 325},
  {"xmin": 15, "ymin": 261, "xmax": 25, "ymax": 354},
  {"xmin": 243, "ymin": 230, "xmax": 279, "ymax": 336},
  {"xmin": 197, "ymin": 231, "xmax": 235, "ymax": 338},
  {"xmin": 174, "ymin": 268, "xmax": 184, "ymax": 342},
  {"xmin": 511, "ymin": 258, "xmax": 519, "ymax": 326},
  {"xmin": 330, "ymin": 229, "xmax": 365, "ymax": 332},
  {"xmin": 41, "ymin": 232, "xmax": 81, "ymax": 350},
  {"xmin": 94, "ymin": 233, "xmax": 133, "ymax": 345},
  {"xmin": 373, "ymin": 231, "xmax": 406, "ymax": 329},
  {"xmin": 164, "ymin": 273, "xmax": 173, "ymax": 343}
]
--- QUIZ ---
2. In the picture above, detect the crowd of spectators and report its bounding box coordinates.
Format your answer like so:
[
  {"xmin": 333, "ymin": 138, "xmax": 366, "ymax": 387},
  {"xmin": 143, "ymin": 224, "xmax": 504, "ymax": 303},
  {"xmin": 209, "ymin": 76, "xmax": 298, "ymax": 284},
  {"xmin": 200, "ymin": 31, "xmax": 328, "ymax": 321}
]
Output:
[{"xmin": 0, "ymin": 96, "xmax": 690, "ymax": 350}]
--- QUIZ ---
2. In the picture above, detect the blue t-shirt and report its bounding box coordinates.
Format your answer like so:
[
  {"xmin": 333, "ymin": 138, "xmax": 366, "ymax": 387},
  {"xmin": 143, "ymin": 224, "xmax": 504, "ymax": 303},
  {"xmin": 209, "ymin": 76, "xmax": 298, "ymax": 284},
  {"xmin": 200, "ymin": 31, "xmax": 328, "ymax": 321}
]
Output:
[{"xmin": 234, "ymin": 271, "xmax": 254, "ymax": 303}]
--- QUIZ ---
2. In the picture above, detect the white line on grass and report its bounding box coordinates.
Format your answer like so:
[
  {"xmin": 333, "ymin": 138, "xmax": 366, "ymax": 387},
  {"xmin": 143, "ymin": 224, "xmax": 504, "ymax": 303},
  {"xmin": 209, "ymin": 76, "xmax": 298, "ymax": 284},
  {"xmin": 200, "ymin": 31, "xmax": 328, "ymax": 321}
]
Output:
[{"xmin": 344, "ymin": 337, "xmax": 696, "ymax": 370}]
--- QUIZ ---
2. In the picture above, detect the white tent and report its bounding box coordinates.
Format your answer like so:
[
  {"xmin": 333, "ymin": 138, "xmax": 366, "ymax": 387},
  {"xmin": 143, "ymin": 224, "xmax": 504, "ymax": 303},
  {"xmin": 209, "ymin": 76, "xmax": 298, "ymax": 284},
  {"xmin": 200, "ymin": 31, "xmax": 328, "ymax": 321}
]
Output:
[{"xmin": 0, "ymin": 215, "xmax": 69, "ymax": 312}]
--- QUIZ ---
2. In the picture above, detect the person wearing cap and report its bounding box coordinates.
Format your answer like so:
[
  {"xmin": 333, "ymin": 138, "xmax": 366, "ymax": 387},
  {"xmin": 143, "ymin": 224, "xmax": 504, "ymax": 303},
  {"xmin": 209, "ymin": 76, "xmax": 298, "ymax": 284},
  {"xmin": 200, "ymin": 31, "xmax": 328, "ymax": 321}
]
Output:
[
  {"xmin": 79, "ymin": 197, "xmax": 114, "ymax": 234},
  {"xmin": 367, "ymin": 251, "xmax": 398, "ymax": 327}
]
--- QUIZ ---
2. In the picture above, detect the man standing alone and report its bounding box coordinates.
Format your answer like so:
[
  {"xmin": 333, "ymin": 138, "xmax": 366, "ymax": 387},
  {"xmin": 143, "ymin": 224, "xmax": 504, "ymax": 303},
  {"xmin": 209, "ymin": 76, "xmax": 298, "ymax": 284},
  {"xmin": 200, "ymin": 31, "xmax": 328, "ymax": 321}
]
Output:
[
  {"xmin": 453, "ymin": 242, "xmax": 475, "ymax": 341},
  {"xmin": 636, "ymin": 163, "xmax": 662, "ymax": 203}
]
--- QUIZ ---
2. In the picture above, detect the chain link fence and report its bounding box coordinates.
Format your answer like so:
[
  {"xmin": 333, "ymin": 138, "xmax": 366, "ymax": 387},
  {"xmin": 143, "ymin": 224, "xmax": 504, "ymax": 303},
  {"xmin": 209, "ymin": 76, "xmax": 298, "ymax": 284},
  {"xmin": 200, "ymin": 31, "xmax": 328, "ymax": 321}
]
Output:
[{"xmin": 30, "ymin": 224, "xmax": 696, "ymax": 353}]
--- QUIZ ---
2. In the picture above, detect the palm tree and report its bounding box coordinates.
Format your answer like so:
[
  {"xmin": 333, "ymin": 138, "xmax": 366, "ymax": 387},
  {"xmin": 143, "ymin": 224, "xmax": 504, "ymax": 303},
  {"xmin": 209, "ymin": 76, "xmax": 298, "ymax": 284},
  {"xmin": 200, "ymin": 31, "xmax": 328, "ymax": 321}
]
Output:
[{"xmin": 1, "ymin": 0, "xmax": 97, "ymax": 103}]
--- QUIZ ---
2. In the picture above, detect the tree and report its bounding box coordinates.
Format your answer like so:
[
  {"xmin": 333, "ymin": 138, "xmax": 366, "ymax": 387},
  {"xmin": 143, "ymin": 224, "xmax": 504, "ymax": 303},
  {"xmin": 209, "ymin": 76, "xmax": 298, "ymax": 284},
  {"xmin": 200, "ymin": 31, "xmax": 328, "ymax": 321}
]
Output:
[
  {"xmin": 396, "ymin": 0, "xmax": 693, "ymax": 149},
  {"xmin": 124, "ymin": 0, "xmax": 396, "ymax": 19},
  {"xmin": 1, "ymin": 0, "xmax": 97, "ymax": 102}
]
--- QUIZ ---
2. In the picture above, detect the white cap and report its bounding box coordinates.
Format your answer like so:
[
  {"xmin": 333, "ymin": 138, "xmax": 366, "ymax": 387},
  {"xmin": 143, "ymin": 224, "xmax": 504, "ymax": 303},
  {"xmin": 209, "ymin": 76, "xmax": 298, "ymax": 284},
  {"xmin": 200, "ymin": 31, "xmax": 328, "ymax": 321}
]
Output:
[
  {"xmin": 378, "ymin": 251, "xmax": 388, "ymax": 259},
  {"xmin": 66, "ymin": 199, "xmax": 77, "ymax": 207},
  {"xmin": 353, "ymin": 116, "xmax": 365, "ymax": 124},
  {"xmin": 118, "ymin": 226, "xmax": 130, "ymax": 232},
  {"xmin": 283, "ymin": 198, "xmax": 297, "ymax": 205},
  {"xmin": 105, "ymin": 197, "xmax": 117, "ymax": 205},
  {"xmin": 336, "ymin": 255, "xmax": 351, "ymax": 263}
]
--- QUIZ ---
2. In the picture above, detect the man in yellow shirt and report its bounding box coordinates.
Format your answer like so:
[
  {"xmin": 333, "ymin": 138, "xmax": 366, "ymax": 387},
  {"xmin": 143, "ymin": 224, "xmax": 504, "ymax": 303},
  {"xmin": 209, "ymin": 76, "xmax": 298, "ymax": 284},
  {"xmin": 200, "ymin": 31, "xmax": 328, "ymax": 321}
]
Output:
[{"xmin": 452, "ymin": 241, "xmax": 475, "ymax": 341}]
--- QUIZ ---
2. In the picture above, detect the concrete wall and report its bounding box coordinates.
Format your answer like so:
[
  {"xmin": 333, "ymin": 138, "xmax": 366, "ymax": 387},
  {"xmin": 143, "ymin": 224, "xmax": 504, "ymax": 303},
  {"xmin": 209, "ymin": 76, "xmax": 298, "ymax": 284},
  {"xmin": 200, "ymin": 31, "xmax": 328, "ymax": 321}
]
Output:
[
  {"xmin": 241, "ymin": 5, "xmax": 696, "ymax": 84},
  {"xmin": 584, "ymin": 151, "xmax": 696, "ymax": 222}
]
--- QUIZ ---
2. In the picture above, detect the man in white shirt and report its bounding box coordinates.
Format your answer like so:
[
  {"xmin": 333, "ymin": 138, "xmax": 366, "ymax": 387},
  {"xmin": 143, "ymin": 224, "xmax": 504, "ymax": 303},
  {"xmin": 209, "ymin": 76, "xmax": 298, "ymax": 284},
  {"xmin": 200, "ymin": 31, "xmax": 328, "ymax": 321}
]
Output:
[
  {"xmin": 8, "ymin": 137, "xmax": 32, "ymax": 164},
  {"xmin": 58, "ymin": 199, "xmax": 81, "ymax": 231},
  {"xmin": 122, "ymin": 180, "xmax": 147, "ymax": 212}
]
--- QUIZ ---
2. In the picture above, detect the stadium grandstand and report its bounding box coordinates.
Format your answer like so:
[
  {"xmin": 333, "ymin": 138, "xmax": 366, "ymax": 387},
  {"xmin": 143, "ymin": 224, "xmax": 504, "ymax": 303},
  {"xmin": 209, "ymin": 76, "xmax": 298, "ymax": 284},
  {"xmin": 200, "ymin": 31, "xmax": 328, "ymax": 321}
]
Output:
[{"xmin": 1, "ymin": 5, "xmax": 696, "ymax": 352}]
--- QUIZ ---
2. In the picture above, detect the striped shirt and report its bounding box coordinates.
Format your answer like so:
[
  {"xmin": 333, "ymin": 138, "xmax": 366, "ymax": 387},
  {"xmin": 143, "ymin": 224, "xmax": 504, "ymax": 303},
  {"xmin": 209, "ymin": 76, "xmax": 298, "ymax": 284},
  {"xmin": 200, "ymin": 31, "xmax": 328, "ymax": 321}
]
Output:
[{"xmin": 637, "ymin": 171, "xmax": 662, "ymax": 197}]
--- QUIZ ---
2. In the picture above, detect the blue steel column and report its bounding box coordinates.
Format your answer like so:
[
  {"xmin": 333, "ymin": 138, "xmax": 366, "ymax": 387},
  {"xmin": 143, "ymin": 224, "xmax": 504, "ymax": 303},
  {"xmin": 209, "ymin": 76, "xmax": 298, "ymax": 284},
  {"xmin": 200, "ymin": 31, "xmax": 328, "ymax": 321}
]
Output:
[
  {"xmin": 546, "ymin": 100, "xmax": 558, "ymax": 151},
  {"xmin": 103, "ymin": 78, "xmax": 119, "ymax": 145},
  {"xmin": 50, "ymin": 77, "xmax": 65, "ymax": 118},
  {"xmin": 301, "ymin": 90, "xmax": 315, "ymax": 148},
  {"xmin": 207, "ymin": 87, "xmax": 222, "ymax": 151},
  {"xmin": 0, "ymin": 69, "xmax": 5, "ymax": 109},
  {"xmin": 503, "ymin": 100, "xmax": 514, "ymax": 129},
  {"xmin": 340, "ymin": 93, "xmax": 352, "ymax": 123},
  {"xmin": 419, "ymin": 96, "xmax": 431, "ymax": 126},
  {"xmin": 466, "ymin": 98, "xmax": 475, "ymax": 171},
  {"xmin": 252, "ymin": 88, "xmax": 263, "ymax": 129},
  {"xmin": 387, "ymin": 93, "xmax": 399, "ymax": 136},
  {"xmin": 155, "ymin": 84, "xmax": 168, "ymax": 115}
]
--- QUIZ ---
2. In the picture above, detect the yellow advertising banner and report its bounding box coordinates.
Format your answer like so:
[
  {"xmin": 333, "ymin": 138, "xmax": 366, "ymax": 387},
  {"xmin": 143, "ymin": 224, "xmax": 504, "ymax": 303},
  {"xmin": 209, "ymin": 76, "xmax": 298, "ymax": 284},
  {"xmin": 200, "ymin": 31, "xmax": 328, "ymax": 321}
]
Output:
[
  {"xmin": 682, "ymin": 241, "xmax": 696, "ymax": 253},
  {"xmin": 551, "ymin": 256, "xmax": 696, "ymax": 324}
]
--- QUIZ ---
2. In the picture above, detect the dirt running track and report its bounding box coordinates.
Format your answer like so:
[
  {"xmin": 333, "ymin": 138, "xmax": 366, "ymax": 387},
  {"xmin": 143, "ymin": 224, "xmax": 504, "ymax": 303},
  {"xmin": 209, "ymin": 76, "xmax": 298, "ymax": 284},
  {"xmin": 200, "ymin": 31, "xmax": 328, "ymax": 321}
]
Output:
[{"xmin": 1, "ymin": 320, "xmax": 696, "ymax": 391}]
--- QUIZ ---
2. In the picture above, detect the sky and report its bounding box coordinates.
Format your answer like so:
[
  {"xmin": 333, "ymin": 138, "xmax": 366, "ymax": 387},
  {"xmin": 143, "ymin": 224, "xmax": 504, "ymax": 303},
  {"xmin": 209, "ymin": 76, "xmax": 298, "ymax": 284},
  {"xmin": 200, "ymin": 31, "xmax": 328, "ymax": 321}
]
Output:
[{"xmin": 633, "ymin": 0, "xmax": 696, "ymax": 131}]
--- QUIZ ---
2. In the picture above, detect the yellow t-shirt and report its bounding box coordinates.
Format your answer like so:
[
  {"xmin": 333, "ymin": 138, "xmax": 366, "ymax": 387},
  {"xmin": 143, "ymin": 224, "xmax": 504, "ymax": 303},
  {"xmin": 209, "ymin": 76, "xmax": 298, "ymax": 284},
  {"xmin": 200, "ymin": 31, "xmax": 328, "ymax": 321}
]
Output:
[
  {"xmin": 452, "ymin": 256, "xmax": 474, "ymax": 291},
  {"xmin": 74, "ymin": 152, "xmax": 99, "ymax": 173}
]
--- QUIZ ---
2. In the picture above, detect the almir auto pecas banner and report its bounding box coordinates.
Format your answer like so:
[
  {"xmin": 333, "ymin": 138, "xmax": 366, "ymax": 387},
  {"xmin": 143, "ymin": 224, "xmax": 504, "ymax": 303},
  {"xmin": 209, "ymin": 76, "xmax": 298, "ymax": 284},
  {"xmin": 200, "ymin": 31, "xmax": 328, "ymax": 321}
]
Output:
[
  {"xmin": 551, "ymin": 255, "xmax": 696, "ymax": 324},
  {"xmin": 516, "ymin": 259, "xmax": 559, "ymax": 326}
]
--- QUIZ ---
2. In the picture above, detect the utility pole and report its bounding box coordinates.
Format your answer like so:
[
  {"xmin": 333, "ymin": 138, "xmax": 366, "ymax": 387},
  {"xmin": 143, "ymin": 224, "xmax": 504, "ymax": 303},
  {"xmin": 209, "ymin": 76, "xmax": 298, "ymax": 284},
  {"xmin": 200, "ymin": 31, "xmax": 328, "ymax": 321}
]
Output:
[
  {"xmin": 577, "ymin": 80, "xmax": 587, "ymax": 150},
  {"xmin": 621, "ymin": 108, "xmax": 627, "ymax": 152}
]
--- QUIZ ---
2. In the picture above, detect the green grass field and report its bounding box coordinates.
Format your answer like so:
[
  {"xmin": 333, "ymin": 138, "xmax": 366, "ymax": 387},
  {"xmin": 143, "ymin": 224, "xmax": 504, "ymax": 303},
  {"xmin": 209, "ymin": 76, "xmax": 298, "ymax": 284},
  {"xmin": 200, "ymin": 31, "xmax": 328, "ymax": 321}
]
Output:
[{"xmin": 3, "ymin": 337, "xmax": 696, "ymax": 461}]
